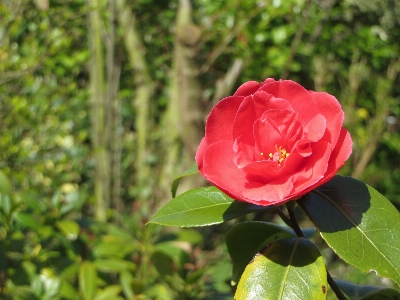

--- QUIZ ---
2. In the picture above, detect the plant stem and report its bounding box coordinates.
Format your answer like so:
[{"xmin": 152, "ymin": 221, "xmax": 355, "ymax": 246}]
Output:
[
  {"xmin": 327, "ymin": 272, "xmax": 347, "ymax": 300},
  {"xmin": 272, "ymin": 207, "xmax": 292, "ymax": 228},
  {"xmin": 286, "ymin": 203, "xmax": 304, "ymax": 237},
  {"xmin": 286, "ymin": 203, "xmax": 347, "ymax": 300}
]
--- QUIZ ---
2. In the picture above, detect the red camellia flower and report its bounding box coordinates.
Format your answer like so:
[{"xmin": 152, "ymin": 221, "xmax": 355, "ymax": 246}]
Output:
[{"xmin": 195, "ymin": 79, "xmax": 352, "ymax": 206}]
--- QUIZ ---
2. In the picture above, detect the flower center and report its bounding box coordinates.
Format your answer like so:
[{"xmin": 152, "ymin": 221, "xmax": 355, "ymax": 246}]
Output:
[{"xmin": 267, "ymin": 145, "xmax": 290, "ymax": 165}]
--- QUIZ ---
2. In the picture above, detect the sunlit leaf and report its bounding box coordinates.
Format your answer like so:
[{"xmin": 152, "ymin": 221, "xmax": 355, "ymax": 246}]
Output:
[
  {"xmin": 56, "ymin": 219, "xmax": 80, "ymax": 241},
  {"xmin": 93, "ymin": 258, "xmax": 136, "ymax": 273},
  {"xmin": 171, "ymin": 162, "xmax": 199, "ymax": 197},
  {"xmin": 14, "ymin": 212, "xmax": 40, "ymax": 230},
  {"xmin": 93, "ymin": 285, "xmax": 123, "ymax": 300},
  {"xmin": 299, "ymin": 176, "xmax": 400, "ymax": 286},
  {"xmin": 79, "ymin": 261, "xmax": 97, "ymax": 300},
  {"xmin": 149, "ymin": 186, "xmax": 271, "ymax": 227},
  {"xmin": 0, "ymin": 171, "xmax": 12, "ymax": 195},
  {"xmin": 234, "ymin": 237, "xmax": 327, "ymax": 300},
  {"xmin": 226, "ymin": 221, "xmax": 296, "ymax": 285}
]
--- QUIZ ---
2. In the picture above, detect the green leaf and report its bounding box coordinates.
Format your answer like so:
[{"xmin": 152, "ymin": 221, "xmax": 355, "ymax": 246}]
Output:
[
  {"xmin": 226, "ymin": 221, "xmax": 297, "ymax": 285},
  {"xmin": 0, "ymin": 193, "xmax": 12, "ymax": 219},
  {"xmin": 120, "ymin": 271, "xmax": 134, "ymax": 299},
  {"xmin": 93, "ymin": 236, "xmax": 135, "ymax": 258},
  {"xmin": 334, "ymin": 278, "xmax": 400, "ymax": 299},
  {"xmin": 56, "ymin": 220, "xmax": 80, "ymax": 241},
  {"xmin": 93, "ymin": 285, "xmax": 123, "ymax": 300},
  {"xmin": 93, "ymin": 258, "xmax": 136, "ymax": 272},
  {"xmin": 151, "ymin": 250, "xmax": 175, "ymax": 277},
  {"xmin": 42, "ymin": 277, "xmax": 62, "ymax": 300},
  {"xmin": 0, "ymin": 170, "xmax": 12, "ymax": 195},
  {"xmin": 79, "ymin": 261, "xmax": 97, "ymax": 300},
  {"xmin": 298, "ymin": 176, "xmax": 400, "ymax": 286},
  {"xmin": 149, "ymin": 186, "xmax": 271, "ymax": 227},
  {"xmin": 234, "ymin": 237, "xmax": 327, "ymax": 300},
  {"xmin": 153, "ymin": 242, "xmax": 190, "ymax": 269},
  {"xmin": 14, "ymin": 212, "xmax": 40, "ymax": 230},
  {"xmin": 171, "ymin": 163, "xmax": 199, "ymax": 197}
]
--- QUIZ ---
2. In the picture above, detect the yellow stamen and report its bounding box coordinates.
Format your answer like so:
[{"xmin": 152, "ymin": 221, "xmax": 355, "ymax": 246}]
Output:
[{"xmin": 268, "ymin": 145, "xmax": 290, "ymax": 166}]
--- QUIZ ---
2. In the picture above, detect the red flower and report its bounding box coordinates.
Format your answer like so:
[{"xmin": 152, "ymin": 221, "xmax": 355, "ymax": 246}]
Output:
[{"xmin": 195, "ymin": 79, "xmax": 352, "ymax": 206}]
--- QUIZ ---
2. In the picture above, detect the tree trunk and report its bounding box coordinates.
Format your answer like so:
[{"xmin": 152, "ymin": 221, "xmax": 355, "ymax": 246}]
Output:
[
  {"xmin": 88, "ymin": 0, "xmax": 109, "ymax": 221},
  {"xmin": 115, "ymin": 0, "xmax": 155, "ymax": 208}
]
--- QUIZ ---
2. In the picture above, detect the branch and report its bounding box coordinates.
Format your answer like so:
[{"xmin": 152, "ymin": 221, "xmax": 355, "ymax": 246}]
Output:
[
  {"xmin": 212, "ymin": 58, "xmax": 244, "ymax": 104},
  {"xmin": 281, "ymin": 0, "xmax": 313, "ymax": 79}
]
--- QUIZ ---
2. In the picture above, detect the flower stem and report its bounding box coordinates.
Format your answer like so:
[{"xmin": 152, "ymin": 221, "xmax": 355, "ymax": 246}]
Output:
[
  {"xmin": 272, "ymin": 207, "xmax": 292, "ymax": 227},
  {"xmin": 286, "ymin": 203, "xmax": 304, "ymax": 237},
  {"xmin": 286, "ymin": 202, "xmax": 347, "ymax": 300},
  {"xmin": 327, "ymin": 271, "xmax": 347, "ymax": 300}
]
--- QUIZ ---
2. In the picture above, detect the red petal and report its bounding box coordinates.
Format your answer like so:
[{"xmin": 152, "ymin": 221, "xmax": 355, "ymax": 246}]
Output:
[
  {"xmin": 232, "ymin": 91, "xmax": 292, "ymax": 151},
  {"xmin": 304, "ymin": 114, "xmax": 326, "ymax": 142},
  {"xmin": 233, "ymin": 137, "xmax": 256, "ymax": 168},
  {"xmin": 205, "ymin": 95, "xmax": 243, "ymax": 144},
  {"xmin": 296, "ymin": 139, "xmax": 313, "ymax": 157},
  {"xmin": 254, "ymin": 118, "xmax": 284, "ymax": 156},
  {"xmin": 242, "ymin": 178, "xmax": 294, "ymax": 205},
  {"xmin": 233, "ymin": 81, "xmax": 261, "ymax": 96},
  {"xmin": 195, "ymin": 137, "xmax": 208, "ymax": 171},
  {"xmin": 289, "ymin": 141, "xmax": 332, "ymax": 197},
  {"xmin": 313, "ymin": 128, "xmax": 352, "ymax": 187},
  {"xmin": 243, "ymin": 151, "xmax": 303, "ymax": 182},
  {"xmin": 260, "ymin": 109, "xmax": 299, "ymax": 138},
  {"xmin": 311, "ymin": 91, "xmax": 344, "ymax": 147},
  {"xmin": 260, "ymin": 80, "xmax": 318, "ymax": 125},
  {"xmin": 201, "ymin": 140, "xmax": 249, "ymax": 201}
]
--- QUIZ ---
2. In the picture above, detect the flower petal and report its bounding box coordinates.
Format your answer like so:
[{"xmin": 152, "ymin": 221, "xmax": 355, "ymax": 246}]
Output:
[
  {"xmin": 311, "ymin": 91, "xmax": 344, "ymax": 147},
  {"xmin": 260, "ymin": 109, "xmax": 299, "ymax": 138},
  {"xmin": 233, "ymin": 81, "xmax": 261, "ymax": 96},
  {"xmin": 232, "ymin": 91, "xmax": 292, "ymax": 150},
  {"xmin": 243, "ymin": 151, "xmax": 303, "ymax": 182},
  {"xmin": 254, "ymin": 117, "xmax": 284, "ymax": 156},
  {"xmin": 313, "ymin": 128, "xmax": 352, "ymax": 187},
  {"xmin": 289, "ymin": 141, "xmax": 332, "ymax": 198},
  {"xmin": 233, "ymin": 137, "xmax": 256, "ymax": 168},
  {"xmin": 242, "ymin": 177, "xmax": 294, "ymax": 205},
  {"xmin": 195, "ymin": 137, "xmax": 208, "ymax": 171},
  {"xmin": 304, "ymin": 114, "xmax": 326, "ymax": 142},
  {"xmin": 205, "ymin": 95, "xmax": 243, "ymax": 144},
  {"xmin": 201, "ymin": 140, "xmax": 249, "ymax": 200},
  {"xmin": 260, "ymin": 80, "xmax": 318, "ymax": 125},
  {"xmin": 296, "ymin": 139, "xmax": 313, "ymax": 157}
]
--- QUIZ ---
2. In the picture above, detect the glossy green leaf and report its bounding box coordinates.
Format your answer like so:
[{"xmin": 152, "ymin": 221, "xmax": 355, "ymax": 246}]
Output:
[
  {"xmin": 42, "ymin": 277, "xmax": 62, "ymax": 300},
  {"xmin": 56, "ymin": 220, "xmax": 80, "ymax": 241},
  {"xmin": 151, "ymin": 250, "xmax": 175, "ymax": 277},
  {"xmin": 79, "ymin": 261, "xmax": 97, "ymax": 300},
  {"xmin": 93, "ymin": 285, "xmax": 123, "ymax": 300},
  {"xmin": 298, "ymin": 176, "xmax": 400, "ymax": 286},
  {"xmin": 0, "ymin": 170, "xmax": 12, "ymax": 195},
  {"xmin": 93, "ymin": 236, "xmax": 135, "ymax": 258},
  {"xmin": 14, "ymin": 212, "xmax": 40, "ymax": 230},
  {"xmin": 334, "ymin": 278, "xmax": 400, "ymax": 299},
  {"xmin": 0, "ymin": 193, "xmax": 12, "ymax": 219},
  {"xmin": 120, "ymin": 271, "xmax": 134, "ymax": 299},
  {"xmin": 234, "ymin": 237, "xmax": 327, "ymax": 300},
  {"xmin": 171, "ymin": 162, "xmax": 199, "ymax": 197},
  {"xmin": 59, "ymin": 279, "xmax": 79, "ymax": 300},
  {"xmin": 149, "ymin": 186, "xmax": 271, "ymax": 227},
  {"xmin": 93, "ymin": 258, "xmax": 136, "ymax": 272},
  {"xmin": 226, "ymin": 221, "xmax": 296, "ymax": 285},
  {"xmin": 153, "ymin": 241, "xmax": 190, "ymax": 269}
]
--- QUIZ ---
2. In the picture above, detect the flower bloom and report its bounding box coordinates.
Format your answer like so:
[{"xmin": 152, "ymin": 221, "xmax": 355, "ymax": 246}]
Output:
[{"xmin": 195, "ymin": 79, "xmax": 352, "ymax": 206}]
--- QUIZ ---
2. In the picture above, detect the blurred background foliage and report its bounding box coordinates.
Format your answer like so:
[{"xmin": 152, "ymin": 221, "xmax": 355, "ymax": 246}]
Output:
[{"xmin": 0, "ymin": 0, "xmax": 399, "ymax": 299}]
